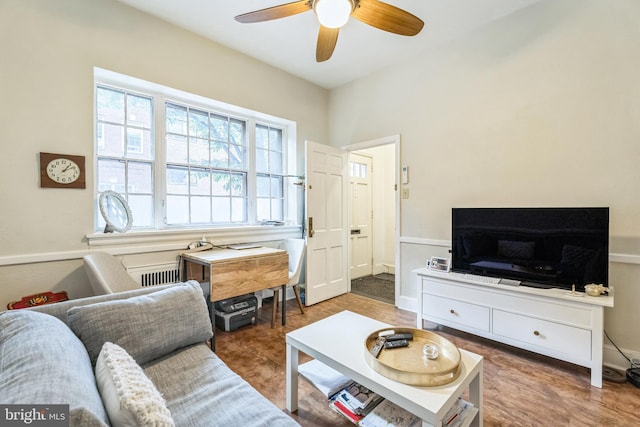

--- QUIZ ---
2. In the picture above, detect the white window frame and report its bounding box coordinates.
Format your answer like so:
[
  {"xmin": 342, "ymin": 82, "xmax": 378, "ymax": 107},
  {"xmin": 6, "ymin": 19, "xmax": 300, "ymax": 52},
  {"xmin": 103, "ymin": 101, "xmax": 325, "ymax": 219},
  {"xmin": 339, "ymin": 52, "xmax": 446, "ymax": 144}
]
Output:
[
  {"xmin": 255, "ymin": 123, "xmax": 286, "ymax": 223},
  {"xmin": 92, "ymin": 68, "xmax": 299, "ymax": 237},
  {"xmin": 164, "ymin": 101, "xmax": 251, "ymax": 226}
]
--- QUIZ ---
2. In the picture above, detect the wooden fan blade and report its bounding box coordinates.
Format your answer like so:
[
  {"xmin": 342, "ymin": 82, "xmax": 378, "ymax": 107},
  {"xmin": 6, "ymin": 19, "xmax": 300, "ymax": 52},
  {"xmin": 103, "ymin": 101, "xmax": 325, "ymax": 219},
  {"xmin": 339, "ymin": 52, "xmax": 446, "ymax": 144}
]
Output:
[
  {"xmin": 351, "ymin": 0, "xmax": 424, "ymax": 36},
  {"xmin": 235, "ymin": 0, "xmax": 312, "ymax": 23},
  {"xmin": 316, "ymin": 26, "xmax": 340, "ymax": 62}
]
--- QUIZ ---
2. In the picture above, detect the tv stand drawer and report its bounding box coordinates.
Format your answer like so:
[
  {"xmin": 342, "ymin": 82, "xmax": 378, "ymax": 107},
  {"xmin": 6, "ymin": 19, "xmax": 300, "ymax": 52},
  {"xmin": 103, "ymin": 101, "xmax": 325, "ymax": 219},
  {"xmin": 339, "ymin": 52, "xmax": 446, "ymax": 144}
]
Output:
[
  {"xmin": 423, "ymin": 294, "xmax": 490, "ymax": 332},
  {"xmin": 493, "ymin": 309, "xmax": 591, "ymax": 360}
]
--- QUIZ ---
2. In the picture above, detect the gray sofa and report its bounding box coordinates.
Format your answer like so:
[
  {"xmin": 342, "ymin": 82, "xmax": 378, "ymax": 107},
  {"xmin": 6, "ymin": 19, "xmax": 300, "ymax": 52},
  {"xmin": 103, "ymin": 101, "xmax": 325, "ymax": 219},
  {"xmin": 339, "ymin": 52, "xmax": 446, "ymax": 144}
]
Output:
[{"xmin": 0, "ymin": 281, "xmax": 299, "ymax": 427}]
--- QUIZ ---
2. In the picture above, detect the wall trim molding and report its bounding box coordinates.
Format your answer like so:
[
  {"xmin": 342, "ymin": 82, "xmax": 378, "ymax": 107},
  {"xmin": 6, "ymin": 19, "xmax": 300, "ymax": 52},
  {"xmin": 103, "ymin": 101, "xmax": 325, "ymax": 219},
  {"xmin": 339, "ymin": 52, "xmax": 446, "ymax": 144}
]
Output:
[
  {"xmin": 399, "ymin": 236, "xmax": 640, "ymax": 265},
  {"xmin": 400, "ymin": 236, "xmax": 450, "ymax": 247},
  {"xmin": 0, "ymin": 226, "xmax": 301, "ymax": 267},
  {"xmin": 608, "ymin": 253, "xmax": 640, "ymax": 264},
  {"xmin": 0, "ymin": 250, "xmax": 91, "ymax": 267}
]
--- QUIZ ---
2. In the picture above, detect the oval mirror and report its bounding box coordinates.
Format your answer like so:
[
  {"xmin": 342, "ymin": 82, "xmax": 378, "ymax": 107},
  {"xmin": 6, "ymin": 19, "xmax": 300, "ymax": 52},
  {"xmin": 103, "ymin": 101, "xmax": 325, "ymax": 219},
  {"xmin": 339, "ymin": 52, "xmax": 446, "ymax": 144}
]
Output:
[{"xmin": 99, "ymin": 191, "xmax": 133, "ymax": 233}]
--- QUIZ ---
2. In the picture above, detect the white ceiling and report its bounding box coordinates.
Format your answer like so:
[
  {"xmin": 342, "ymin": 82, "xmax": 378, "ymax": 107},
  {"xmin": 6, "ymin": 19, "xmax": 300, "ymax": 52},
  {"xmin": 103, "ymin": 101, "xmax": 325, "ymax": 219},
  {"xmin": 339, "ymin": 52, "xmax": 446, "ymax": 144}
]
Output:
[{"xmin": 114, "ymin": 0, "xmax": 541, "ymax": 89}]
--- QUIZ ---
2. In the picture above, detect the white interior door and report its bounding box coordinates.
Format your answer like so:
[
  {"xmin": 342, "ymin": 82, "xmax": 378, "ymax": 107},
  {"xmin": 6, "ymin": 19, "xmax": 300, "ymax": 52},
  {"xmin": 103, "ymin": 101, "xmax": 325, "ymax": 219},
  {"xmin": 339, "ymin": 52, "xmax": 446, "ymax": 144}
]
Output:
[
  {"xmin": 304, "ymin": 141, "xmax": 348, "ymax": 306},
  {"xmin": 349, "ymin": 153, "xmax": 373, "ymax": 279}
]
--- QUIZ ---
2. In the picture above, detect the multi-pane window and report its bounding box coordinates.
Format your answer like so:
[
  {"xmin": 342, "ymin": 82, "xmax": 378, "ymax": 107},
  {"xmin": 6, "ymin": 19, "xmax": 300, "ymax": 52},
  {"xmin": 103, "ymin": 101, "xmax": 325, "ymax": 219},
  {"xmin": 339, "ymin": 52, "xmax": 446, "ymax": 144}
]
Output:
[
  {"xmin": 165, "ymin": 103, "xmax": 248, "ymax": 225},
  {"xmin": 349, "ymin": 161, "xmax": 368, "ymax": 178},
  {"xmin": 256, "ymin": 125, "xmax": 284, "ymax": 222},
  {"xmin": 95, "ymin": 86, "xmax": 154, "ymax": 229},
  {"xmin": 94, "ymin": 74, "xmax": 293, "ymax": 232}
]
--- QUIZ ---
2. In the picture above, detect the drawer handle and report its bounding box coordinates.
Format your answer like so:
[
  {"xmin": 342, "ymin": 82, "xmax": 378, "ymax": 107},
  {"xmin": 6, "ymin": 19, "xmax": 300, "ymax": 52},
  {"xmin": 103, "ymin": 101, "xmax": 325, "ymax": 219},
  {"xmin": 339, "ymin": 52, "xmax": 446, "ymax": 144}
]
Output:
[
  {"xmin": 533, "ymin": 330, "xmax": 540, "ymax": 336},
  {"xmin": 449, "ymin": 309, "xmax": 456, "ymax": 314}
]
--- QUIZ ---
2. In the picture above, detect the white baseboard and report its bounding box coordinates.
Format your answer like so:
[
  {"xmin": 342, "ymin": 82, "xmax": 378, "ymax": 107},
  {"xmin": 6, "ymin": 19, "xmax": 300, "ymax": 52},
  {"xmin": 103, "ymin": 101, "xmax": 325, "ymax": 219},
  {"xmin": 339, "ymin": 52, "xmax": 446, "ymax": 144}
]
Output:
[
  {"xmin": 372, "ymin": 263, "xmax": 395, "ymax": 275},
  {"xmin": 382, "ymin": 263, "xmax": 395, "ymax": 274},
  {"xmin": 604, "ymin": 343, "xmax": 640, "ymax": 371},
  {"xmin": 396, "ymin": 295, "xmax": 416, "ymax": 313}
]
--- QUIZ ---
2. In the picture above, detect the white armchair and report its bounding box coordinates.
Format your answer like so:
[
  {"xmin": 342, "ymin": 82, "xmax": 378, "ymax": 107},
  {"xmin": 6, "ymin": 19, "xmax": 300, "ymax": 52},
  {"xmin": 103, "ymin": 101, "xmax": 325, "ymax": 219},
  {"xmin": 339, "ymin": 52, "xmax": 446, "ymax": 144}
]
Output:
[
  {"xmin": 83, "ymin": 252, "xmax": 140, "ymax": 295},
  {"xmin": 271, "ymin": 239, "xmax": 306, "ymax": 327}
]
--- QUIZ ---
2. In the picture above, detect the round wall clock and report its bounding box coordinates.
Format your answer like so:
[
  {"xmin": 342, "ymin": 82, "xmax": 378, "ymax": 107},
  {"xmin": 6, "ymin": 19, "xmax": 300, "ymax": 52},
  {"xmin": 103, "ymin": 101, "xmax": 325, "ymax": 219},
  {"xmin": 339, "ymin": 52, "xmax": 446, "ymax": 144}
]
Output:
[{"xmin": 39, "ymin": 152, "xmax": 86, "ymax": 189}]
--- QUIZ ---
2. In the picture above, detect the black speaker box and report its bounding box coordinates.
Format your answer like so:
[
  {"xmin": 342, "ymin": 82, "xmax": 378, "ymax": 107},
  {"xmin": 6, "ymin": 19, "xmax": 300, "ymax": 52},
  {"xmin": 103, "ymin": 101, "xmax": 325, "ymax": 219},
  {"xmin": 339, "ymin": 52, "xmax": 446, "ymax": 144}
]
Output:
[{"xmin": 626, "ymin": 368, "xmax": 640, "ymax": 388}]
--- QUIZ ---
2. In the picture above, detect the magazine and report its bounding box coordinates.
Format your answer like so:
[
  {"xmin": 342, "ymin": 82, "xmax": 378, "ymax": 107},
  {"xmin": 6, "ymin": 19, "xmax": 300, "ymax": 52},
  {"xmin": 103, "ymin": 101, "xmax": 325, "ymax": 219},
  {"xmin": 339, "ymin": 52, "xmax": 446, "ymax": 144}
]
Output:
[
  {"xmin": 329, "ymin": 384, "xmax": 383, "ymax": 424},
  {"xmin": 358, "ymin": 399, "xmax": 420, "ymax": 427},
  {"xmin": 298, "ymin": 359, "xmax": 354, "ymax": 399}
]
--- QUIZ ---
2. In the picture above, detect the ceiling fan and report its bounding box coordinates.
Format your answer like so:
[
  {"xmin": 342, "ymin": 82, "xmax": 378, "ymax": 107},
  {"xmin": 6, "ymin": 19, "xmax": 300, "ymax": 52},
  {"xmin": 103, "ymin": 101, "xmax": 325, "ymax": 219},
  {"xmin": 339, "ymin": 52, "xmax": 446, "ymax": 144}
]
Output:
[{"xmin": 235, "ymin": 0, "xmax": 424, "ymax": 62}]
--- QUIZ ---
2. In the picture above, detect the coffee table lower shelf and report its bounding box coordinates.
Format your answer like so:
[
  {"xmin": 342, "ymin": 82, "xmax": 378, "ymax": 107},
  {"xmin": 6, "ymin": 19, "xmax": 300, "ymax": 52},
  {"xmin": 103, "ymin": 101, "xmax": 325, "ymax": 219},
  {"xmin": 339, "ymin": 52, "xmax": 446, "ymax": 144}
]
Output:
[{"xmin": 286, "ymin": 310, "xmax": 483, "ymax": 427}]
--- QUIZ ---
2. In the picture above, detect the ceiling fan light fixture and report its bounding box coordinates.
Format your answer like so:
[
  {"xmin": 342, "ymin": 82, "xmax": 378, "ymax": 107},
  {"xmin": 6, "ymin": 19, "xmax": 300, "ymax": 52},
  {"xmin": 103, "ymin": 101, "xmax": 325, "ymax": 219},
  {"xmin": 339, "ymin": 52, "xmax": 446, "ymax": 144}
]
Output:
[{"xmin": 313, "ymin": 0, "xmax": 353, "ymax": 29}]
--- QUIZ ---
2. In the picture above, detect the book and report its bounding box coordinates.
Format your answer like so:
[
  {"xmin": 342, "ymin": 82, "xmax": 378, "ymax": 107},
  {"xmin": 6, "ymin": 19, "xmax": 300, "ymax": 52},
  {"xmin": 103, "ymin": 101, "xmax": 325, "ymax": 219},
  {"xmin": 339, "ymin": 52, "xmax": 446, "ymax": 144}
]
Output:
[
  {"xmin": 330, "ymin": 382, "xmax": 385, "ymax": 424},
  {"xmin": 443, "ymin": 398, "xmax": 474, "ymax": 427},
  {"xmin": 331, "ymin": 398, "xmax": 364, "ymax": 424},
  {"xmin": 339, "ymin": 383, "xmax": 383, "ymax": 413},
  {"xmin": 358, "ymin": 399, "xmax": 420, "ymax": 427},
  {"xmin": 298, "ymin": 359, "xmax": 354, "ymax": 399}
]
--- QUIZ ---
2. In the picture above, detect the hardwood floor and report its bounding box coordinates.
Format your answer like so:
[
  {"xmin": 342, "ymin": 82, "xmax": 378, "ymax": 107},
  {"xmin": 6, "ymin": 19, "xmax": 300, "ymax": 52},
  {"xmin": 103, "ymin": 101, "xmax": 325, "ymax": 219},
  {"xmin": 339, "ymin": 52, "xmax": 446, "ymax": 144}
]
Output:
[{"xmin": 214, "ymin": 292, "xmax": 640, "ymax": 426}]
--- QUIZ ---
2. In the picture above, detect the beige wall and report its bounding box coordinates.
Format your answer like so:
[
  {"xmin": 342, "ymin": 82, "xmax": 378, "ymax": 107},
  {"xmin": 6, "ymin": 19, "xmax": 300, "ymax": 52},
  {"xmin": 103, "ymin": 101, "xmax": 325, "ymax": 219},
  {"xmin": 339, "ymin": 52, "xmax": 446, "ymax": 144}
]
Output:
[
  {"xmin": 0, "ymin": 0, "xmax": 328, "ymax": 305},
  {"xmin": 329, "ymin": 0, "xmax": 640, "ymax": 360}
]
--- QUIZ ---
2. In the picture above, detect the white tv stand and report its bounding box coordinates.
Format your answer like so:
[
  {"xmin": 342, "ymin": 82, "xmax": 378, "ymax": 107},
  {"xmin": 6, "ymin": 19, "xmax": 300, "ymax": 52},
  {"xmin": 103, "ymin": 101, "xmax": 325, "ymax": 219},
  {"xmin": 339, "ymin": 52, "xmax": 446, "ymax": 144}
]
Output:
[{"xmin": 415, "ymin": 267, "xmax": 614, "ymax": 388}]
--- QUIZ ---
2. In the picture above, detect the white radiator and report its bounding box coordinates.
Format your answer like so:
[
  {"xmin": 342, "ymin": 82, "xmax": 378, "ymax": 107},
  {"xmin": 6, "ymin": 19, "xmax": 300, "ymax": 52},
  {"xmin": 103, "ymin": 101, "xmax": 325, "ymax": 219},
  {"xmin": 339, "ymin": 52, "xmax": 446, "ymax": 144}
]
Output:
[{"xmin": 127, "ymin": 262, "xmax": 181, "ymax": 287}]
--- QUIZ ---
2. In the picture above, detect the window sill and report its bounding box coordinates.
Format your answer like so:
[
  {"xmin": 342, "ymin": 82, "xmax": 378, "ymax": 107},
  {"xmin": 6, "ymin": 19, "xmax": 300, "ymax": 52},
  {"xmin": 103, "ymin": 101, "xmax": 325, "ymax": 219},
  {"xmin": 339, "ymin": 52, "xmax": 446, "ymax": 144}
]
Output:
[{"xmin": 86, "ymin": 225, "xmax": 302, "ymax": 254}]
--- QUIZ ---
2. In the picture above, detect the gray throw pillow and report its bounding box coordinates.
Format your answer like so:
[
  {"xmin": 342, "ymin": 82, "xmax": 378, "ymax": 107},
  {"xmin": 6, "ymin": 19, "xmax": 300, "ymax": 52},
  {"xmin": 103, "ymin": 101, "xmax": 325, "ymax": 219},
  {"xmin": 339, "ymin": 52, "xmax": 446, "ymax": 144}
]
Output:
[
  {"xmin": 67, "ymin": 281, "xmax": 212, "ymax": 366},
  {"xmin": 0, "ymin": 310, "xmax": 108, "ymax": 426}
]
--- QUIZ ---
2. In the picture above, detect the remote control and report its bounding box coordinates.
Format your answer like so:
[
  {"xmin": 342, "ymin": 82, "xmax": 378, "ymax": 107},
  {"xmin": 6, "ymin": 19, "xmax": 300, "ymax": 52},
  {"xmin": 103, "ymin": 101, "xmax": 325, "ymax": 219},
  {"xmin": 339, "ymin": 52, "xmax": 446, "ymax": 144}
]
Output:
[
  {"xmin": 370, "ymin": 337, "xmax": 386, "ymax": 358},
  {"xmin": 384, "ymin": 339, "xmax": 409, "ymax": 349},
  {"xmin": 385, "ymin": 333, "xmax": 413, "ymax": 341}
]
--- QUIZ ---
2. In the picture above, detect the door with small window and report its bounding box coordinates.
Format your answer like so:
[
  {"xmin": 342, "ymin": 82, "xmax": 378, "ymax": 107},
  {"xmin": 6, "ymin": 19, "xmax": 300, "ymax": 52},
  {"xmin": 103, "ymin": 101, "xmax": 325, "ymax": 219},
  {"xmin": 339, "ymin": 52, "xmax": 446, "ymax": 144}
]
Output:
[{"xmin": 349, "ymin": 153, "xmax": 373, "ymax": 279}]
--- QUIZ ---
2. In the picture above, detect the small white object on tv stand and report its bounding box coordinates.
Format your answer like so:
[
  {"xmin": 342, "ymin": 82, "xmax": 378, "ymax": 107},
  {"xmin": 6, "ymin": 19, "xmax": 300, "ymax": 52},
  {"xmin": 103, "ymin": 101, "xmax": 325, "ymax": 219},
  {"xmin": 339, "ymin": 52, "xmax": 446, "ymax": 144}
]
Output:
[
  {"xmin": 428, "ymin": 256, "xmax": 450, "ymax": 272},
  {"xmin": 414, "ymin": 267, "xmax": 614, "ymax": 388}
]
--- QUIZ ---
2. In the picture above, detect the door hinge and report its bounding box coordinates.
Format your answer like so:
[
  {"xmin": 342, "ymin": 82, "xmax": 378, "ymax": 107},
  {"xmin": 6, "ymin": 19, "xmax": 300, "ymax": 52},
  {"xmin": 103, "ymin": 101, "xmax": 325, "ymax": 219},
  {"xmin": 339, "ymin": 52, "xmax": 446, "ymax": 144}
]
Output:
[{"xmin": 394, "ymin": 184, "xmax": 398, "ymax": 191}]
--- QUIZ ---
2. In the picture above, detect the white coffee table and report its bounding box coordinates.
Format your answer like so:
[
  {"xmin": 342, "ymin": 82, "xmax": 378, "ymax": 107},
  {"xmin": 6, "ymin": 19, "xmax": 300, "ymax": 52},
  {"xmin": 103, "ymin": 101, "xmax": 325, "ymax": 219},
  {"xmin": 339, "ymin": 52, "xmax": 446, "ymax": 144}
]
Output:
[{"xmin": 286, "ymin": 310, "xmax": 483, "ymax": 427}]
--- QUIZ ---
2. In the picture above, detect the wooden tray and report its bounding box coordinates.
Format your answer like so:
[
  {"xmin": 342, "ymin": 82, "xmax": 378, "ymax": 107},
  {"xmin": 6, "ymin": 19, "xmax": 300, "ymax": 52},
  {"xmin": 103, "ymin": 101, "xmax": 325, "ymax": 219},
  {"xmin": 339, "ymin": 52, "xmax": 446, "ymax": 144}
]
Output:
[
  {"xmin": 7, "ymin": 291, "xmax": 69, "ymax": 310},
  {"xmin": 364, "ymin": 327, "xmax": 461, "ymax": 386}
]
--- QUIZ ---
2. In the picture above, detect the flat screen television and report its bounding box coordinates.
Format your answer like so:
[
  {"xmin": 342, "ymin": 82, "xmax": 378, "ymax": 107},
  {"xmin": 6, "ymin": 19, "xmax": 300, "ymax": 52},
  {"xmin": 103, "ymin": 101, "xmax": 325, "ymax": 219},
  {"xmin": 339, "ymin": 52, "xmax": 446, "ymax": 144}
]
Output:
[{"xmin": 451, "ymin": 207, "xmax": 609, "ymax": 291}]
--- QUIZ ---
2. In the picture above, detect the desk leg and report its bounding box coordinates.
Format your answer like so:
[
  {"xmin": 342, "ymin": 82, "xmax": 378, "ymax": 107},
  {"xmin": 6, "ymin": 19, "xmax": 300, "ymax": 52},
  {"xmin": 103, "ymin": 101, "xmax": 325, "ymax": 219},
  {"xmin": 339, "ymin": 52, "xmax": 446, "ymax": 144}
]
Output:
[
  {"xmin": 286, "ymin": 343, "xmax": 299, "ymax": 412},
  {"xmin": 182, "ymin": 259, "xmax": 188, "ymax": 282},
  {"xmin": 209, "ymin": 300, "xmax": 216, "ymax": 352},
  {"xmin": 281, "ymin": 284, "xmax": 286, "ymax": 325}
]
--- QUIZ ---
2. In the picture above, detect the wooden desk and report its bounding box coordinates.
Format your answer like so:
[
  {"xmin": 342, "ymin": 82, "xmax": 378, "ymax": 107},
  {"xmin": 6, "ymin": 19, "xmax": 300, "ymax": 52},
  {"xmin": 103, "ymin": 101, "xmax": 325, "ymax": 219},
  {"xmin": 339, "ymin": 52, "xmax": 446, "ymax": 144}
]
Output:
[{"xmin": 181, "ymin": 247, "xmax": 289, "ymax": 326}]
